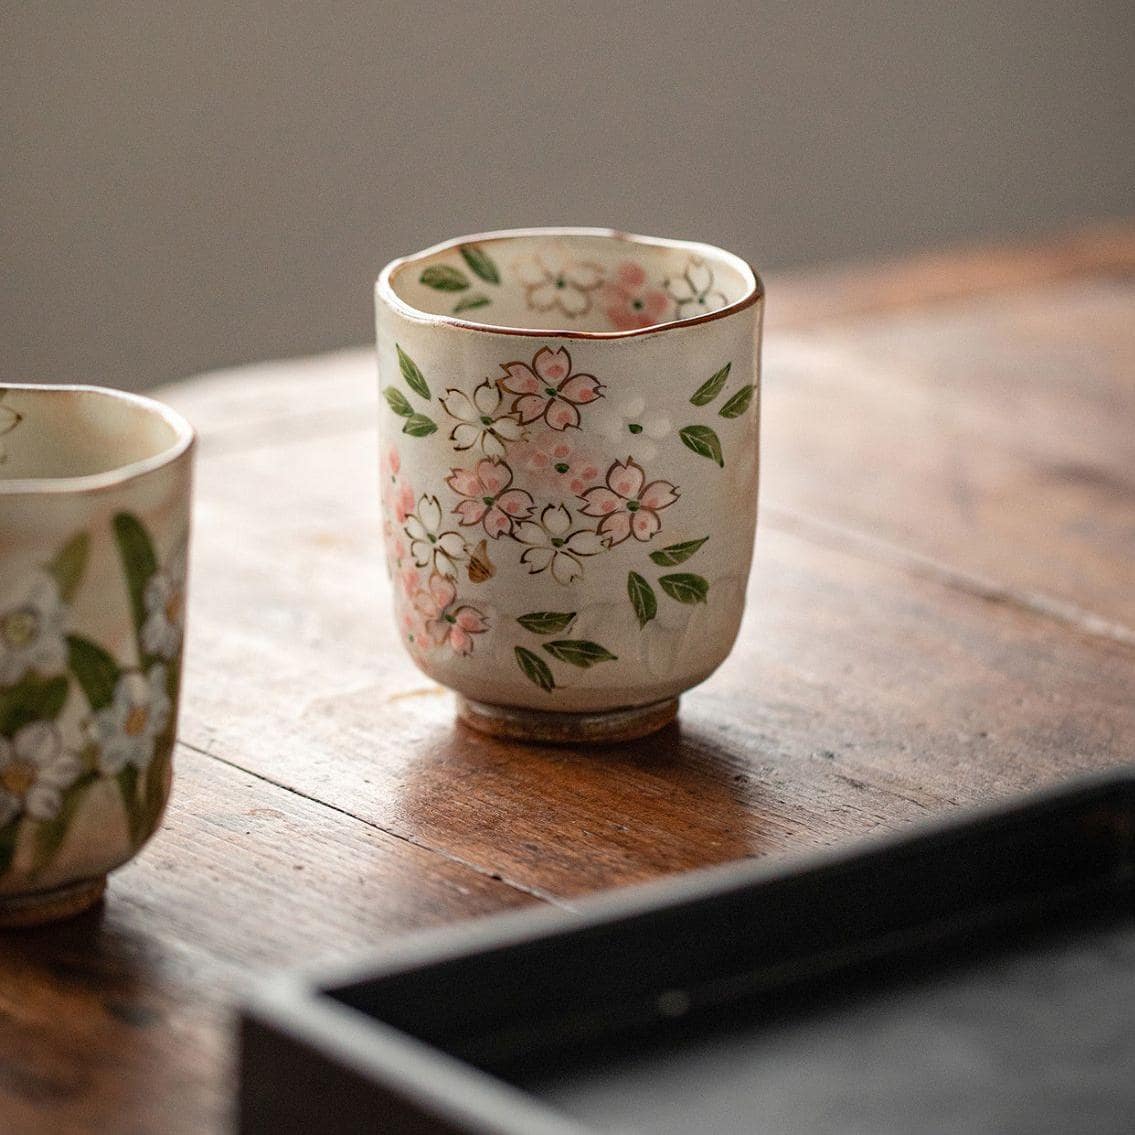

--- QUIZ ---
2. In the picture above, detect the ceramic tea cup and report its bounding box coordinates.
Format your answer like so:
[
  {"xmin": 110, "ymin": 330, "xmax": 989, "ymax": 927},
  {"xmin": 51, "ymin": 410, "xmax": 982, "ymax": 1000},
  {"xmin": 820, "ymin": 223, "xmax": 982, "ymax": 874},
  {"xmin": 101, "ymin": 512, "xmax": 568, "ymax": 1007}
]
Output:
[
  {"xmin": 0, "ymin": 384, "xmax": 194, "ymax": 925},
  {"xmin": 376, "ymin": 228, "xmax": 762, "ymax": 742}
]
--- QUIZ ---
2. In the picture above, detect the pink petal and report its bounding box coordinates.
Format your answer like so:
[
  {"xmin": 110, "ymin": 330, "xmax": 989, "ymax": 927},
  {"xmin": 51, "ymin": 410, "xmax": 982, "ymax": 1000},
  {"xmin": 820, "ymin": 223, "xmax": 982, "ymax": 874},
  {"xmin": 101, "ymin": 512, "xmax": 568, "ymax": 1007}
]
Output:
[
  {"xmin": 616, "ymin": 261, "xmax": 646, "ymax": 288},
  {"xmin": 644, "ymin": 290, "xmax": 671, "ymax": 322},
  {"xmin": 607, "ymin": 459, "xmax": 645, "ymax": 499},
  {"xmin": 427, "ymin": 619, "xmax": 450, "ymax": 646},
  {"xmin": 483, "ymin": 507, "xmax": 513, "ymax": 538},
  {"xmin": 598, "ymin": 511, "xmax": 632, "ymax": 546},
  {"xmin": 413, "ymin": 591, "xmax": 439, "ymax": 618},
  {"xmin": 579, "ymin": 487, "xmax": 623, "ymax": 516},
  {"xmin": 446, "ymin": 467, "xmax": 482, "ymax": 497},
  {"xmin": 631, "ymin": 509, "xmax": 662, "ymax": 541},
  {"xmin": 455, "ymin": 499, "xmax": 488, "ymax": 526},
  {"xmin": 495, "ymin": 489, "xmax": 534, "ymax": 518},
  {"xmin": 639, "ymin": 480, "xmax": 679, "ymax": 511},
  {"xmin": 545, "ymin": 399, "xmax": 581, "ymax": 431},
  {"xmin": 454, "ymin": 606, "xmax": 488, "ymax": 633},
  {"xmin": 513, "ymin": 393, "xmax": 551, "ymax": 423},
  {"xmin": 448, "ymin": 626, "xmax": 473, "ymax": 655},
  {"xmin": 429, "ymin": 574, "xmax": 456, "ymax": 609},
  {"xmin": 476, "ymin": 458, "xmax": 512, "ymax": 495},
  {"xmin": 387, "ymin": 448, "xmax": 400, "ymax": 476},
  {"xmin": 558, "ymin": 373, "xmax": 603, "ymax": 404},
  {"xmin": 499, "ymin": 363, "xmax": 541, "ymax": 394},
  {"xmin": 533, "ymin": 346, "xmax": 572, "ymax": 385}
]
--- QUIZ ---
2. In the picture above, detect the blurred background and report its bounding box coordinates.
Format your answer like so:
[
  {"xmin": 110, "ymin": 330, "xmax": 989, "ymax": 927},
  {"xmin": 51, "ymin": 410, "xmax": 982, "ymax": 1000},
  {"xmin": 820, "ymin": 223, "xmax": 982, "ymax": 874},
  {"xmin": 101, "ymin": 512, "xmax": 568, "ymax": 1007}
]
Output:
[{"xmin": 3, "ymin": 1, "xmax": 1132, "ymax": 392}]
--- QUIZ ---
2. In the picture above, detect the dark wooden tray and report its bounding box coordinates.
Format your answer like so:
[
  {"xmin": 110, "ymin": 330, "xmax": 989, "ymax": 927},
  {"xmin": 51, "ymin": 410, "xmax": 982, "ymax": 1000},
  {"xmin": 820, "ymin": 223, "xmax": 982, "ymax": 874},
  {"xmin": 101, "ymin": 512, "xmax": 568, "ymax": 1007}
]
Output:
[{"xmin": 240, "ymin": 771, "xmax": 1135, "ymax": 1134}]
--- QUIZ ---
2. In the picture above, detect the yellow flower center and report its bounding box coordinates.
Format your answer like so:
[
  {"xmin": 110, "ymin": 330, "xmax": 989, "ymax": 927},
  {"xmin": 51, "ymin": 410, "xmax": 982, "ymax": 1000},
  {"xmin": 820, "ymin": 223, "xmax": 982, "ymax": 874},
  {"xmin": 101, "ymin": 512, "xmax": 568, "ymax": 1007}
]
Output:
[
  {"xmin": 1, "ymin": 608, "xmax": 39, "ymax": 648},
  {"xmin": 125, "ymin": 705, "xmax": 149, "ymax": 737},
  {"xmin": 0, "ymin": 759, "xmax": 36, "ymax": 797},
  {"xmin": 164, "ymin": 589, "xmax": 184, "ymax": 625}
]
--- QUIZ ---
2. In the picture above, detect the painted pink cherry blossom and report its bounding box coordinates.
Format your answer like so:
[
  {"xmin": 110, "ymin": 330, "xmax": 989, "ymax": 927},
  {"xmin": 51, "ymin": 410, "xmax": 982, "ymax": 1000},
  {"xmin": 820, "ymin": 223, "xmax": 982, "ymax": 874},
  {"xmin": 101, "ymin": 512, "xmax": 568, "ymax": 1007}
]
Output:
[
  {"xmin": 497, "ymin": 347, "xmax": 605, "ymax": 432},
  {"xmin": 601, "ymin": 261, "xmax": 672, "ymax": 331},
  {"xmin": 412, "ymin": 573, "xmax": 489, "ymax": 656},
  {"xmin": 512, "ymin": 430, "xmax": 604, "ymax": 497},
  {"xmin": 386, "ymin": 446, "xmax": 401, "ymax": 478},
  {"xmin": 579, "ymin": 458, "xmax": 679, "ymax": 546},
  {"xmin": 446, "ymin": 458, "xmax": 534, "ymax": 538}
]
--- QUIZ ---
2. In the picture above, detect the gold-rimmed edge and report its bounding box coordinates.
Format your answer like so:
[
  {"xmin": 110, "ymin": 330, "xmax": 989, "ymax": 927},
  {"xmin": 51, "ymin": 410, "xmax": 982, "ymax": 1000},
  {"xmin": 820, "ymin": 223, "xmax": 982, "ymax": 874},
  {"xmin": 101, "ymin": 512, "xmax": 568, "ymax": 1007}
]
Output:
[{"xmin": 376, "ymin": 227, "xmax": 764, "ymax": 339}]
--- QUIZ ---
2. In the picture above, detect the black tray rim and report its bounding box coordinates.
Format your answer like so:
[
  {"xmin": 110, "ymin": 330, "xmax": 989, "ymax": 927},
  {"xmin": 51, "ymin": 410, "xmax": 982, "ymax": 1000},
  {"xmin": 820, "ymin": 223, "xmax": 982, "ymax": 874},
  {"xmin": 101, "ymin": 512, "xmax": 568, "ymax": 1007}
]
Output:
[{"xmin": 241, "ymin": 767, "xmax": 1135, "ymax": 1135}]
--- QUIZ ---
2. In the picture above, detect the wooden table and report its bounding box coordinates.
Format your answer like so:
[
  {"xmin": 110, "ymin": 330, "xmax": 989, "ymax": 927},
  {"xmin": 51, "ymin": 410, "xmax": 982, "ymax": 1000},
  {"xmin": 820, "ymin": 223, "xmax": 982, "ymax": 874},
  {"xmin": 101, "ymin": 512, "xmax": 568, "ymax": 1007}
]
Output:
[{"xmin": 3, "ymin": 225, "xmax": 1133, "ymax": 1134}]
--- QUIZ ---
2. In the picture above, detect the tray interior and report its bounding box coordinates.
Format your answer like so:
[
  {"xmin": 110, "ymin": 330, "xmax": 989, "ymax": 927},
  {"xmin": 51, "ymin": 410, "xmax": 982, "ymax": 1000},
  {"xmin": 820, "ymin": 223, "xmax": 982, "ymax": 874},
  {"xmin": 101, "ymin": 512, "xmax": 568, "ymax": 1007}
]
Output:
[{"xmin": 301, "ymin": 779, "xmax": 1135, "ymax": 1134}]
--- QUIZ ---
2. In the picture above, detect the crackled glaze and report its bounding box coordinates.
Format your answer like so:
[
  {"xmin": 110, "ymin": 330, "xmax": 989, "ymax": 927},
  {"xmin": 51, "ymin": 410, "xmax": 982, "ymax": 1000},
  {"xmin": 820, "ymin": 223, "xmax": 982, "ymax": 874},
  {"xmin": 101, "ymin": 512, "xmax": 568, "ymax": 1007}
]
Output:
[{"xmin": 376, "ymin": 229, "xmax": 762, "ymax": 720}]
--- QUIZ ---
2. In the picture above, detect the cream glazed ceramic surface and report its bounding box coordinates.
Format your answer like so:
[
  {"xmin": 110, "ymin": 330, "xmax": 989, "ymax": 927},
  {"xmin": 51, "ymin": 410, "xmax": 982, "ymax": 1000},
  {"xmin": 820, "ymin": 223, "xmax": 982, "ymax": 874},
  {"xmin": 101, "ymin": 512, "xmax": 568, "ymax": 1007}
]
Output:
[
  {"xmin": 0, "ymin": 384, "xmax": 194, "ymax": 924},
  {"xmin": 376, "ymin": 229, "xmax": 762, "ymax": 738}
]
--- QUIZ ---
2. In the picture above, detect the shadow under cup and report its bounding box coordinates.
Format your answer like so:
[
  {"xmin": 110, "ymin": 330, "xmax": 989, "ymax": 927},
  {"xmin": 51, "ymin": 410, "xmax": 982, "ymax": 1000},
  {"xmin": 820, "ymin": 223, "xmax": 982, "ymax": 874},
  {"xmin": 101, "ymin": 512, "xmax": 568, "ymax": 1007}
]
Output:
[
  {"xmin": 376, "ymin": 229, "xmax": 763, "ymax": 744},
  {"xmin": 0, "ymin": 385, "xmax": 194, "ymax": 926}
]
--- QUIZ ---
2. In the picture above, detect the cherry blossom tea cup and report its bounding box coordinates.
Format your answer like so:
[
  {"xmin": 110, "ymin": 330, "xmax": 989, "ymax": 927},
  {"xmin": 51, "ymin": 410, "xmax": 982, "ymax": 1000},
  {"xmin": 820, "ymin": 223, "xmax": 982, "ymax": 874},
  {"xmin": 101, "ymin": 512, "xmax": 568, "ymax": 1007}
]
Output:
[
  {"xmin": 376, "ymin": 228, "xmax": 762, "ymax": 743},
  {"xmin": 0, "ymin": 384, "xmax": 194, "ymax": 925}
]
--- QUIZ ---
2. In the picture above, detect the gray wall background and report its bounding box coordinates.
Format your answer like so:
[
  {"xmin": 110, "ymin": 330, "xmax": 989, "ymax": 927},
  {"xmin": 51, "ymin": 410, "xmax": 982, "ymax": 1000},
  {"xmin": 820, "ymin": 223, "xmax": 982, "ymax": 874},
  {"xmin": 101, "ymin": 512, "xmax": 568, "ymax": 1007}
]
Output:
[{"xmin": 3, "ymin": 1, "xmax": 1132, "ymax": 392}]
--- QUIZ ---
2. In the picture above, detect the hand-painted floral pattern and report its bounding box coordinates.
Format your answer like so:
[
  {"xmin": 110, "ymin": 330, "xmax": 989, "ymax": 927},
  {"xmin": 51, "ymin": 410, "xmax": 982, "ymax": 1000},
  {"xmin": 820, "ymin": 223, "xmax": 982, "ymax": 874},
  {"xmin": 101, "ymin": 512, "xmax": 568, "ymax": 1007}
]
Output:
[
  {"xmin": 141, "ymin": 542, "xmax": 187, "ymax": 661},
  {"xmin": 516, "ymin": 255, "xmax": 605, "ymax": 318},
  {"xmin": 413, "ymin": 574, "xmax": 489, "ymax": 656},
  {"xmin": 498, "ymin": 347, "xmax": 605, "ymax": 432},
  {"xmin": 601, "ymin": 262, "xmax": 673, "ymax": 331},
  {"xmin": 512, "ymin": 431, "xmax": 604, "ymax": 498},
  {"xmin": 665, "ymin": 256, "xmax": 728, "ymax": 319},
  {"xmin": 0, "ymin": 722, "xmax": 81, "ymax": 826},
  {"xmin": 580, "ymin": 459, "xmax": 679, "ymax": 546},
  {"xmin": 89, "ymin": 665, "xmax": 171, "ymax": 775},
  {"xmin": 446, "ymin": 459, "xmax": 534, "ymax": 538},
  {"xmin": 405, "ymin": 495, "xmax": 467, "ymax": 578},
  {"xmin": 514, "ymin": 505, "xmax": 605, "ymax": 585},
  {"xmin": 441, "ymin": 380, "xmax": 525, "ymax": 458},
  {"xmin": 596, "ymin": 397, "xmax": 671, "ymax": 463},
  {"xmin": 0, "ymin": 573, "xmax": 68, "ymax": 685}
]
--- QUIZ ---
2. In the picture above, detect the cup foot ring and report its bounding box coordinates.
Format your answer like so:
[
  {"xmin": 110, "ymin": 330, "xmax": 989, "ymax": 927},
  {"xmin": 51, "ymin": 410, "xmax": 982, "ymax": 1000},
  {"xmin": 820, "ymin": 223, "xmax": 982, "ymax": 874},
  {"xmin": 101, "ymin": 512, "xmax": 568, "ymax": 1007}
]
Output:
[
  {"xmin": 457, "ymin": 696, "xmax": 679, "ymax": 745},
  {"xmin": 0, "ymin": 876, "xmax": 107, "ymax": 929}
]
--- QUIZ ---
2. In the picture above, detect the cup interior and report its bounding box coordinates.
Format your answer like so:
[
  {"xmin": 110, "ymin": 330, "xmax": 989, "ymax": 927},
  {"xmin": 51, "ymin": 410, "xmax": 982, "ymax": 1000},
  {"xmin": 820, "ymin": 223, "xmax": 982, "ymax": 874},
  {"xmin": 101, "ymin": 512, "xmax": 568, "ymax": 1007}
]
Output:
[
  {"xmin": 0, "ymin": 385, "xmax": 192, "ymax": 489},
  {"xmin": 383, "ymin": 230, "xmax": 757, "ymax": 334}
]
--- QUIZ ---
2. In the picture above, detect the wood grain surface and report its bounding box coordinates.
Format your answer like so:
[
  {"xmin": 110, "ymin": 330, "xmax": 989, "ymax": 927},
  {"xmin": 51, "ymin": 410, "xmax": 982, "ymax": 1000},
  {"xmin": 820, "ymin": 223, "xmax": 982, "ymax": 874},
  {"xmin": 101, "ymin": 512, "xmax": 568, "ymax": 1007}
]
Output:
[{"xmin": 2, "ymin": 224, "xmax": 1133, "ymax": 1134}]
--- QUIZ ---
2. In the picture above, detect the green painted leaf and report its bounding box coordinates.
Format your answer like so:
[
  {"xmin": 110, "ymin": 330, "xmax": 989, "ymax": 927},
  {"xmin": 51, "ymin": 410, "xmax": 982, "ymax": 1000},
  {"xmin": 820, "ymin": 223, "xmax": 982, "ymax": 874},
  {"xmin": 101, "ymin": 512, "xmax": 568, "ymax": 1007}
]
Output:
[
  {"xmin": 649, "ymin": 537, "xmax": 709, "ymax": 566},
  {"xmin": 402, "ymin": 413, "xmax": 438, "ymax": 437},
  {"xmin": 516, "ymin": 611, "xmax": 577, "ymax": 635},
  {"xmin": 453, "ymin": 294, "xmax": 492, "ymax": 313},
  {"xmin": 112, "ymin": 512, "xmax": 158, "ymax": 647},
  {"xmin": 117, "ymin": 764, "xmax": 146, "ymax": 847},
  {"xmin": 383, "ymin": 386, "xmax": 414, "ymax": 417},
  {"xmin": 0, "ymin": 673, "xmax": 70, "ymax": 735},
  {"xmin": 420, "ymin": 265, "xmax": 470, "ymax": 292},
  {"xmin": 659, "ymin": 573, "xmax": 710, "ymax": 604},
  {"xmin": 690, "ymin": 363, "xmax": 731, "ymax": 406},
  {"xmin": 30, "ymin": 770, "xmax": 98, "ymax": 876},
  {"xmin": 719, "ymin": 384, "xmax": 755, "ymax": 418},
  {"xmin": 46, "ymin": 531, "xmax": 89, "ymax": 604},
  {"xmin": 396, "ymin": 344, "xmax": 431, "ymax": 399},
  {"xmin": 542, "ymin": 640, "xmax": 618, "ymax": 668},
  {"xmin": 627, "ymin": 572, "xmax": 657, "ymax": 628},
  {"xmin": 679, "ymin": 424, "xmax": 724, "ymax": 467},
  {"xmin": 0, "ymin": 819, "xmax": 18, "ymax": 877},
  {"xmin": 515, "ymin": 646, "xmax": 555, "ymax": 692},
  {"xmin": 459, "ymin": 244, "xmax": 501, "ymax": 285},
  {"xmin": 67, "ymin": 635, "xmax": 120, "ymax": 712},
  {"xmin": 142, "ymin": 749, "xmax": 171, "ymax": 844}
]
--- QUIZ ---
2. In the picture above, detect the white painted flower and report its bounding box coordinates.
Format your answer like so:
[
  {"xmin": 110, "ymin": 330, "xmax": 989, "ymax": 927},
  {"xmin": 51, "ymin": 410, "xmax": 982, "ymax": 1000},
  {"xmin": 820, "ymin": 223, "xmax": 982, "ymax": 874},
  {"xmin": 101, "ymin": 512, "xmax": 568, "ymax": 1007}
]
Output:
[
  {"xmin": 664, "ymin": 256, "xmax": 728, "ymax": 319},
  {"xmin": 596, "ymin": 397, "xmax": 671, "ymax": 462},
  {"xmin": 516, "ymin": 255, "xmax": 605, "ymax": 318},
  {"xmin": 404, "ymin": 495, "xmax": 467, "ymax": 578},
  {"xmin": 141, "ymin": 542, "xmax": 187, "ymax": 661},
  {"xmin": 89, "ymin": 666, "xmax": 171, "ymax": 775},
  {"xmin": 0, "ymin": 573, "xmax": 68, "ymax": 686},
  {"xmin": 513, "ymin": 505, "xmax": 604, "ymax": 585},
  {"xmin": 0, "ymin": 721, "xmax": 81, "ymax": 826},
  {"xmin": 440, "ymin": 380, "xmax": 525, "ymax": 459}
]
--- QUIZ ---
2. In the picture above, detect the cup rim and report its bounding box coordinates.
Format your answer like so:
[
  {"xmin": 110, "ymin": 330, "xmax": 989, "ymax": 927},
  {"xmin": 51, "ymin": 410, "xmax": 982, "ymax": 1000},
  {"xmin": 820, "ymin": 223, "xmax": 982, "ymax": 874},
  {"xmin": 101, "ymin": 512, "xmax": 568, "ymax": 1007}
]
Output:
[
  {"xmin": 376, "ymin": 227, "xmax": 764, "ymax": 339},
  {"xmin": 0, "ymin": 383, "xmax": 196, "ymax": 496}
]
